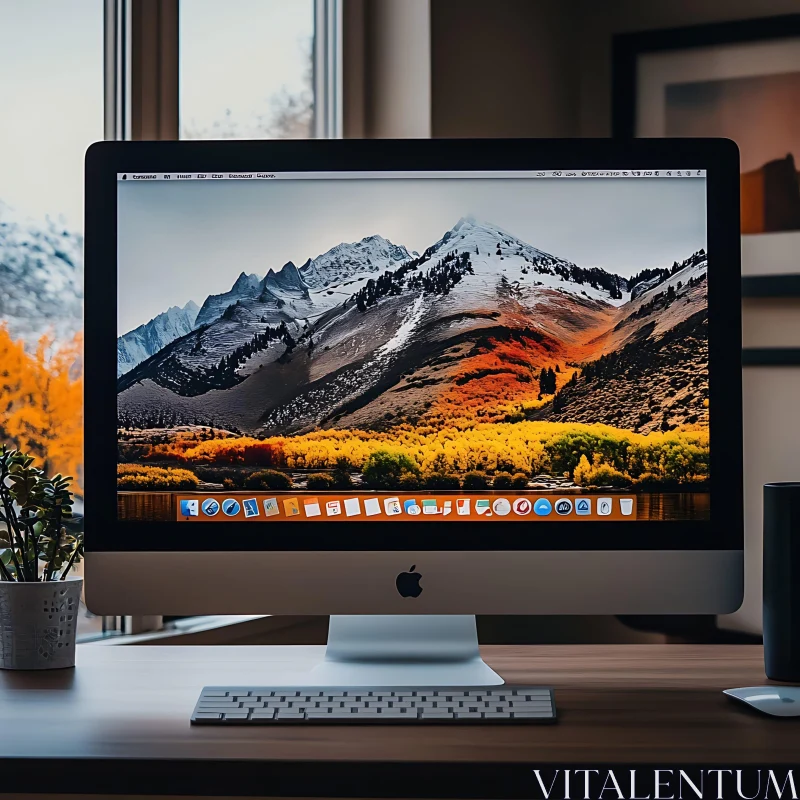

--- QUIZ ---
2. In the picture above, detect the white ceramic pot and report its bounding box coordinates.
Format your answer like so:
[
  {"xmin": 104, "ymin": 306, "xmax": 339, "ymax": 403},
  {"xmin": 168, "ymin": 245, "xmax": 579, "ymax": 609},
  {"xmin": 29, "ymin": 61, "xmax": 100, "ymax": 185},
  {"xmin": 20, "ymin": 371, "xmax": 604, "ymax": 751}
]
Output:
[{"xmin": 0, "ymin": 576, "xmax": 83, "ymax": 669}]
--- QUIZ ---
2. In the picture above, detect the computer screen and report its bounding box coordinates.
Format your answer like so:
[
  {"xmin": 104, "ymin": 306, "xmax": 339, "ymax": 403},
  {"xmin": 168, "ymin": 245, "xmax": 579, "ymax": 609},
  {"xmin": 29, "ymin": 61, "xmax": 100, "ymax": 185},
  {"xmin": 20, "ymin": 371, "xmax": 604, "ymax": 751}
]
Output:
[{"xmin": 116, "ymin": 169, "xmax": 709, "ymax": 526}]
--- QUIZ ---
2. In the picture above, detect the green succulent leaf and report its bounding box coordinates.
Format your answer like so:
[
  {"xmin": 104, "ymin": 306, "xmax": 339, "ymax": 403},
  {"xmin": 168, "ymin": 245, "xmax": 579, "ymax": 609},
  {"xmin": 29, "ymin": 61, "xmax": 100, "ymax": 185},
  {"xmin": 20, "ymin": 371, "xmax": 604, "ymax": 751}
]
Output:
[{"xmin": 0, "ymin": 446, "xmax": 83, "ymax": 581}]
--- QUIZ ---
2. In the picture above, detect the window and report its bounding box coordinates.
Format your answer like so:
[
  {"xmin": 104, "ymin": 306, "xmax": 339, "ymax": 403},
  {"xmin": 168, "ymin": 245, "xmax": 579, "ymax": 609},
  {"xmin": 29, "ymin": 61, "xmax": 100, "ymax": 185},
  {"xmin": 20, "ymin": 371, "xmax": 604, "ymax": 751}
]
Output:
[
  {"xmin": 1, "ymin": 0, "xmax": 339, "ymax": 635},
  {"xmin": 0, "ymin": 0, "xmax": 103, "ymax": 485},
  {"xmin": 179, "ymin": 0, "xmax": 318, "ymax": 140},
  {"xmin": 0, "ymin": 0, "xmax": 102, "ymax": 632}
]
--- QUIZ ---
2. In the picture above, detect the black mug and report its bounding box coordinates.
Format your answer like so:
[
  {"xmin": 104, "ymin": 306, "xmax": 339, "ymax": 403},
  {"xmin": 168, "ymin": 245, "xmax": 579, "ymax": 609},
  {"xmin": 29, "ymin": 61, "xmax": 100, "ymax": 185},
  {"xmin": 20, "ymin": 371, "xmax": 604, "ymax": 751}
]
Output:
[{"xmin": 763, "ymin": 482, "xmax": 800, "ymax": 682}]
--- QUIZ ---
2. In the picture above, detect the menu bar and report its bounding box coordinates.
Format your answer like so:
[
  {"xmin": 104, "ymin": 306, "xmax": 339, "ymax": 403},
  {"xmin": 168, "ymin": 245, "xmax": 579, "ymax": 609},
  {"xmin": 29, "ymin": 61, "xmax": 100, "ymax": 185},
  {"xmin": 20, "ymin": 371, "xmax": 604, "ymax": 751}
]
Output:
[
  {"xmin": 175, "ymin": 493, "xmax": 638, "ymax": 522},
  {"xmin": 118, "ymin": 170, "xmax": 706, "ymax": 182}
]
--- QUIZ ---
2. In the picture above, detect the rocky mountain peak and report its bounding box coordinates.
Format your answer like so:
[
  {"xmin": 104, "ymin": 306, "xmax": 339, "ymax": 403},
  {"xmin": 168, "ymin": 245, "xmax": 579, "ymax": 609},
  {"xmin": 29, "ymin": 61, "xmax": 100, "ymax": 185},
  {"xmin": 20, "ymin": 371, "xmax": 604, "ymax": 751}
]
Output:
[
  {"xmin": 262, "ymin": 260, "xmax": 309, "ymax": 298},
  {"xmin": 231, "ymin": 272, "xmax": 260, "ymax": 292},
  {"xmin": 298, "ymin": 234, "xmax": 414, "ymax": 289}
]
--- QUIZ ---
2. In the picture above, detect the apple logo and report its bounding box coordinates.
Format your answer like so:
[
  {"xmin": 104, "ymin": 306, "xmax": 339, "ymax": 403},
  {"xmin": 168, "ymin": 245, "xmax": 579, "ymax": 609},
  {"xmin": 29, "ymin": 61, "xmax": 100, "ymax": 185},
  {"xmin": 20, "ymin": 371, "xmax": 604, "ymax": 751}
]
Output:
[{"xmin": 396, "ymin": 565, "xmax": 423, "ymax": 598}]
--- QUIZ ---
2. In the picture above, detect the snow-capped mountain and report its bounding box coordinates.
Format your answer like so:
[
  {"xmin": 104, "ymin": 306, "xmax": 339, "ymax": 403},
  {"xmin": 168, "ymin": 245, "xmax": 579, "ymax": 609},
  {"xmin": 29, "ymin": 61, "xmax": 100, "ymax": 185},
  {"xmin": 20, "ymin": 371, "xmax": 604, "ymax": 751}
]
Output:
[
  {"xmin": 261, "ymin": 261, "xmax": 310, "ymax": 299},
  {"xmin": 634, "ymin": 250, "xmax": 707, "ymax": 303},
  {"xmin": 117, "ymin": 300, "xmax": 200, "ymax": 377},
  {"xmin": 0, "ymin": 202, "xmax": 83, "ymax": 346},
  {"xmin": 118, "ymin": 216, "xmax": 707, "ymax": 440},
  {"xmin": 299, "ymin": 235, "xmax": 414, "ymax": 290},
  {"xmin": 630, "ymin": 275, "xmax": 663, "ymax": 300},
  {"xmin": 117, "ymin": 217, "xmax": 634, "ymax": 406},
  {"xmin": 186, "ymin": 235, "xmax": 415, "ymax": 332},
  {"xmin": 421, "ymin": 216, "xmax": 628, "ymax": 306},
  {"xmin": 425, "ymin": 216, "xmax": 551, "ymax": 263},
  {"xmin": 194, "ymin": 272, "xmax": 262, "ymax": 328},
  {"xmin": 117, "ymin": 215, "xmax": 708, "ymax": 441}
]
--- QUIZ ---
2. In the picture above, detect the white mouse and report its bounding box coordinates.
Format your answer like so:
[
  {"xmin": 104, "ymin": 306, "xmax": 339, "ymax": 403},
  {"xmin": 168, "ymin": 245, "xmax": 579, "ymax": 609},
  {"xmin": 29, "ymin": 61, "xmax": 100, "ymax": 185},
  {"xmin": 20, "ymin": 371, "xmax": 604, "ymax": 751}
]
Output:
[{"xmin": 724, "ymin": 686, "xmax": 800, "ymax": 717}]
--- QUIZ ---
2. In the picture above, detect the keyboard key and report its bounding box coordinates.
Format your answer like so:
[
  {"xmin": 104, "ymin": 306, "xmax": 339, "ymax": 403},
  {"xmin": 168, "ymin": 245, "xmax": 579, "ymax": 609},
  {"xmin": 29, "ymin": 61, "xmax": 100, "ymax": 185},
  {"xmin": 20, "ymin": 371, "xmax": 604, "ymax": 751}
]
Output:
[
  {"xmin": 199, "ymin": 700, "xmax": 239, "ymax": 706},
  {"xmin": 199, "ymin": 707, "xmax": 240, "ymax": 714},
  {"xmin": 194, "ymin": 712, "xmax": 222, "ymax": 720},
  {"xmin": 513, "ymin": 711, "xmax": 553, "ymax": 718}
]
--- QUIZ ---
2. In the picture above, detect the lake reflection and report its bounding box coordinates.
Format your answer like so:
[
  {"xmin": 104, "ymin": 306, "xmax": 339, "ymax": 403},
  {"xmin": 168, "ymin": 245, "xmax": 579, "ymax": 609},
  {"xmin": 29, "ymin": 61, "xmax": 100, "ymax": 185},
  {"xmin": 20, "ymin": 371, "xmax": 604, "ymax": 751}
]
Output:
[
  {"xmin": 118, "ymin": 492, "xmax": 175, "ymax": 521},
  {"xmin": 635, "ymin": 493, "xmax": 710, "ymax": 521}
]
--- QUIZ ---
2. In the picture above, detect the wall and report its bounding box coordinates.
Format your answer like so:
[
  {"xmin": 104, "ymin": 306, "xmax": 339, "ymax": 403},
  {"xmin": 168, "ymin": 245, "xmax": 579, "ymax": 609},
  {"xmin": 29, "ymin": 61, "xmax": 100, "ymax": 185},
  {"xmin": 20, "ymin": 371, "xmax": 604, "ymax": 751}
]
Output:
[
  {"xmin": 576, "ymin": 0, "xmax": 800, "ymax": 137},
  {"xmin": 373, "ymin": 0, "xmax": 800, "ymax": 139},
  {"xmin": 355, "ymin": 0, "xmax": 432, "ymax": 138},
  {"xmin": 576, "ymin": 0, "xmax": 800, "ymax": 635},
  {"xmin": 430, "ymin": 0, "xmax": 579, "ymax": 138},
  {"xmin": 356, "ymin": 0, "xmax": 799, "ymax": 636}
]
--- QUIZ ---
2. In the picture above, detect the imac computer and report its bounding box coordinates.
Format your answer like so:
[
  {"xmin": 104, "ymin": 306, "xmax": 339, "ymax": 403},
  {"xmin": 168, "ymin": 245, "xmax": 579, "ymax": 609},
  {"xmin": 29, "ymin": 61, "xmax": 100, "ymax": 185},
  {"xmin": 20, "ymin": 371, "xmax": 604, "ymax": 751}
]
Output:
[{"xmin": 85, "ymin": 139, "xmax": 743, "ymax": 687}]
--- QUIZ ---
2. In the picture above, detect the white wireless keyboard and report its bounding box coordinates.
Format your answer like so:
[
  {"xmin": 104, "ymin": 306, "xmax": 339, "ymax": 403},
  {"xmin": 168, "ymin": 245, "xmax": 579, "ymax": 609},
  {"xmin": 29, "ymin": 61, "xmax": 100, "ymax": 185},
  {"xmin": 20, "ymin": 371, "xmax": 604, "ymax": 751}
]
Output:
[{"xmin": 191, "ymin": 685, "xmax": 556, "ymax": 724}]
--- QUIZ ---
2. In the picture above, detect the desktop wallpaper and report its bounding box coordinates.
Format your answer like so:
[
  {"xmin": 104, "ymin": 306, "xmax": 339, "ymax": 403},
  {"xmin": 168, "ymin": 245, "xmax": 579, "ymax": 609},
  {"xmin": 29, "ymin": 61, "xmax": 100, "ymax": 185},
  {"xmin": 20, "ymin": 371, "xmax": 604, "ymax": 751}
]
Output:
[{"xmin": 116, "ymin": 176, "xmax": 709, "ymax": 523}]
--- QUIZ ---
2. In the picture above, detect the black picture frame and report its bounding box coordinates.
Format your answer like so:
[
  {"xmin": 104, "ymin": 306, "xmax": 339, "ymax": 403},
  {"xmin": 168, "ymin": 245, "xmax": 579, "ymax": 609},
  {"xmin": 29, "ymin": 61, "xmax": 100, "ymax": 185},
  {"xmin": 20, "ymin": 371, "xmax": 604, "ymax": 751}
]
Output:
[
  {"xmin": 612, "ymin": 14, "xmax": 800, "ymax": 140},
  {"xmin": 612, "ymin": 14, "xmax": 800, "ymax": 356},
  {"xmin": 86, "ymin": 138, "xmax": 743, "ymax": 554},
  {"xmin": 742, "ymin": 348, "xmax": 800, "ymax": 366}
]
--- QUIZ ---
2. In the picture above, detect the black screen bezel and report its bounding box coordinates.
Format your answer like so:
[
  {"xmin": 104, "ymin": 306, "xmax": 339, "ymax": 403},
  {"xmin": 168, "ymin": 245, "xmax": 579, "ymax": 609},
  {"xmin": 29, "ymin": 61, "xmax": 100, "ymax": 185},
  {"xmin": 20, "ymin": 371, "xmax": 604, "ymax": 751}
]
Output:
[{"xmin": 85, "ymin": 137, "xmax": 743, "ymax": 552}]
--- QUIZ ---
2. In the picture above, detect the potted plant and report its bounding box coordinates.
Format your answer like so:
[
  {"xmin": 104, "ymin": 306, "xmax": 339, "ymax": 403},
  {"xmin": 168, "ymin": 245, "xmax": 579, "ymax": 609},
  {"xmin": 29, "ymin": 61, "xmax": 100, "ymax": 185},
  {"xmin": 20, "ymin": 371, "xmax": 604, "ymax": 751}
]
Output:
[{"xmin": 0, "ymin": 446, "xmax": 84, "ymax": 669}]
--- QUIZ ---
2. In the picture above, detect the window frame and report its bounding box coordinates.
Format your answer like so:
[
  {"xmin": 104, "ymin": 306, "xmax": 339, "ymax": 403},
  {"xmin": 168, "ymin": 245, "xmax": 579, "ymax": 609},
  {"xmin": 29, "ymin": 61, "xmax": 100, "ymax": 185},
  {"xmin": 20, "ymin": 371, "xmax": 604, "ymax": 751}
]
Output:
[
  {"xmin": 112, "ymin": 0, "xmax": 342, "ymax": 142},
  {"xmin": 95, "ymin": 0, "xmax": 341, "ymax": 636}
]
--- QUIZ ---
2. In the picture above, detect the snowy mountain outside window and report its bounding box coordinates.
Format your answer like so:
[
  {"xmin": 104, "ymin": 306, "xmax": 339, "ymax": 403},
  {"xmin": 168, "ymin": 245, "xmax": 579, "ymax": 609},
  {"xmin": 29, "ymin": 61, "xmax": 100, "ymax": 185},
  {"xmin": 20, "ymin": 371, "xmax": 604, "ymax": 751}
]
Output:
[
  {"xmin": 0, "ymin": 0, "xmax": 102, "ymax": 490},
  {"xmin": 179, "ymin": 0, "xmax": 316, "ymax": 140}
]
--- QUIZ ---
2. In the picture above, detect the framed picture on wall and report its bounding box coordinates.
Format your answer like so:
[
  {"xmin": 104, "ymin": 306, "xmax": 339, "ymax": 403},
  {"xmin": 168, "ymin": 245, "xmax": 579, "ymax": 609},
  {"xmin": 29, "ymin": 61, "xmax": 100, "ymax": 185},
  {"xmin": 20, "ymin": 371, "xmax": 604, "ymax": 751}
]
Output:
[{"xmin": 613, "ymin": 14, "xmax": 800, "ymax": 297}]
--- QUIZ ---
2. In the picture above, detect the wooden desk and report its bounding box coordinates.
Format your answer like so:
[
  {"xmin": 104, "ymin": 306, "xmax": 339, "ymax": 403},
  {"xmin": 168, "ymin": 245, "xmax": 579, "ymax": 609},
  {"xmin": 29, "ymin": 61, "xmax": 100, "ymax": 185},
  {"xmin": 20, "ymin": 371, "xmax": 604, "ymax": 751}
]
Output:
[{"xmin": 0, "ymin": 644, "xmax": 793, "ymax": 797}]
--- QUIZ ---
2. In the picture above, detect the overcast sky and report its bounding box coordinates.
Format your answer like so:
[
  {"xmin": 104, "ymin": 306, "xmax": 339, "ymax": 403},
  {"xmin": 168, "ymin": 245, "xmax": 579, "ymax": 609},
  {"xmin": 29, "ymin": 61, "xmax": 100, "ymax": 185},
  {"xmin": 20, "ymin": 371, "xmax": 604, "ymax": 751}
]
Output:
[
  {"xmin": 179, "ymin": 0, "xmax": 312, "ymax": 139},
  {"xmin": 0, "ymin": 0, "xmax": 102, "ymax": 226},
  {"xmin": 118, "ymin": 176, "xmax": 707, "ymax": 333},
  {"xmin": 0, "ymin": 0, "xmax": 311, "ymax": 227}
]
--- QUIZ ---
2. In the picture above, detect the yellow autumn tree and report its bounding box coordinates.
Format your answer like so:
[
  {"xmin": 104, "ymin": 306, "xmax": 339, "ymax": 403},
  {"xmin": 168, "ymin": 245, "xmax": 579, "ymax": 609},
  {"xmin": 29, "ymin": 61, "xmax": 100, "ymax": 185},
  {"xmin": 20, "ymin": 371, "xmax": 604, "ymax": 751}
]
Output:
[
  {"xmin": 0, "ymin": 326, "xmax": 83, "ymax": 490},
  {"xmin": 127, "ymin": 417, "xmax": 709, "ymax": 487}
]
